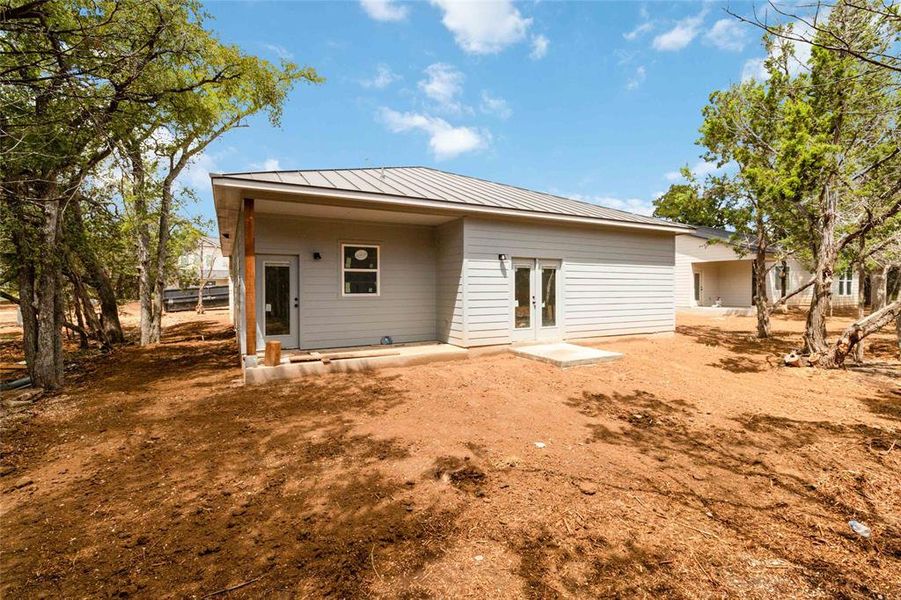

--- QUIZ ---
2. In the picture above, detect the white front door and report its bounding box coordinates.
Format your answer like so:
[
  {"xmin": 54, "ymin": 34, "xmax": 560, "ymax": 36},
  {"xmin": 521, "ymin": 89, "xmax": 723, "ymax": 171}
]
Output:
[
  {"xmin": 256, "ymin": 255, "xmax": 299, "ymax": 349},
  {"xmin": 511, "ymin": 258, "xmax": 561, "ymax": 342}
]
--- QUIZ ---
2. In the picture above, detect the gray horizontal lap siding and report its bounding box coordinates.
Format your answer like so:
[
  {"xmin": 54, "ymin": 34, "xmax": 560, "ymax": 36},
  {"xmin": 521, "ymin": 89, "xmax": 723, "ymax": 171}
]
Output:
[
  {"xmin": 436, "ymin": 220, "xmax": 465, "ymax": 346},
  {"xmin": 256, "ymin": 215, "xmax": 437, "ymax": 349},
  {"xmin": 463, "ymin": 218, "xmax": 675, "ymax": 345}
]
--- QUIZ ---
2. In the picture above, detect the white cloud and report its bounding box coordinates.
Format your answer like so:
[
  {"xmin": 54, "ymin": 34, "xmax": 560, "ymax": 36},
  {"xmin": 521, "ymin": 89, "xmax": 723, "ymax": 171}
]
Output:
[
  {"xmin": 169, "ymin": 144, "xmax": 238, "ymax": 191},
  {"xmin": 251, "ymin": 158, "xmax": 282, "ymax": 171},
  {"xmin": 704, "ymin": 19, "xmax": 748, "ymax": 52},
  {"xmin": 740, "ymin": 19, "xmax": 816, "ymax": 81},
  {"xmin": 378, "ymin": 108, "xmax": 489, "ymax": 160},
  {"xmin": 530, "ymin": 34, "xmax": 549, "ymax": 59},
  {"xmin": 566, "ymin": 193, "xmax": 656, "ymax": 217},
  {"xmin": 179, "ymin": 151, "xmax": 218, "ymax": 189},
  {"xmin": 262, "ymin": 43, "xmax": 293, "ymax": 60},
  {"xmin": 480, "ymin": 91, "xmax": 512, "ymax": 119},
  {"xmin": 626, "ymin": 65, "xmax": 646, "ymax": 90},
  {"xmin": 692, "ymin": 160, "xmax": 719, "ymax": 177},
  {"xmin": 624, "ymin": 22, "xmax": 653, "ymax": 41},
  {"xmin": 741, "ymin": 57, "xmax": 768, "ymax": 82},
  {"xmin": 360, "ymin": 0, "xmax": 409, "ymax": 22},
  {"xmin": 361, "ymin": 63, "xmax": 401, "ymax": 89},
  {"xmin": 784, "ymin": 20, "xmax": 814, "ymax": 75},
  {"xmin": 652, "ymin": 11, "xmax": 706, "ymax": 51},
  {"xmin": 418, "ymin": 63, "xmax": 466, "ymax": 113},
  {"xmin": 665, "ymin": 160, "xmax": 722, "ymax": 181},
  {"xmin": 430, "ymin": 0, "xmax": 531, "ymax": 54}
]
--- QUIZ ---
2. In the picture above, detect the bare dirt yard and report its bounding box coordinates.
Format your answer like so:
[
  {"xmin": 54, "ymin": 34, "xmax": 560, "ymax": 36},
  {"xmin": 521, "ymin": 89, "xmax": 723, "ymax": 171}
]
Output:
[{"xmin": 1, "ymin": 308, "xmax": 899, "ymax": 599}]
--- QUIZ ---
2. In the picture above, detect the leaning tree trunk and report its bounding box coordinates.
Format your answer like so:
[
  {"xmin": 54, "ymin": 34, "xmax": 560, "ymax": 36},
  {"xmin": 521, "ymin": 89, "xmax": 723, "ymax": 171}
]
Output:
[
  {"xmin": 66, "ymin": 266, "xmax": 105, "ymax": 346},
  {"xmin": 753, "ymin": 243, "xmax": 770, "ymax": 339},
  {"xmin": 71, "ymin": 291, "xmax": 90, "ymax": 350},
  {"xmin": 820, "ymin": 300, "xmax": 901, "ymax": 368},
  {"xmin": 69, "ymin": 200, "xmax": 124, "ymax": 343},
  {"xmin": 804, "ymin": 188, "xmax": 838, "ymax": 355}
]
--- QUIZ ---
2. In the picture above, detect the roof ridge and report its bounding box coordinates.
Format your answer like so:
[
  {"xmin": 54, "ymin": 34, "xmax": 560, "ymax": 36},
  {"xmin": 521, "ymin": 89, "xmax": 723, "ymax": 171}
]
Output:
[{"xmin": 220, "ymin": 165, "xmax": 430, "ymax": 176}]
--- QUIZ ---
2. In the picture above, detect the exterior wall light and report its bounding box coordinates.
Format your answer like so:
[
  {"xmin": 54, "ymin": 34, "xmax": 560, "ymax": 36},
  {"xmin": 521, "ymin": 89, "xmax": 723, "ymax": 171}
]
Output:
[
  {"xmin": 498, "ymin": 253, "xmax": 507, "ymax": 261},
  {"xmin": 313, "ymin": 252, "xmax": 322, "ymax": 260}
]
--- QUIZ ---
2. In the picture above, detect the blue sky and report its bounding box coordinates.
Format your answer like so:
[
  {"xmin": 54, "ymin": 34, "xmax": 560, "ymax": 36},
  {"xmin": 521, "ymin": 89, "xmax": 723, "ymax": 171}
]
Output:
[{"xmin": 184, "ymin": 0, "xmax": 776, "ymax": 224}]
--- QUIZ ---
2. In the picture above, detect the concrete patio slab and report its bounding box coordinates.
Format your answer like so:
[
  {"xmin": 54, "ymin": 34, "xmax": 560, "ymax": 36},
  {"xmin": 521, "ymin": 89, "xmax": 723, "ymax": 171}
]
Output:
[
  {"xmin": 245, "ymin": 342, "xmax": 469, "ymax": 384},
  {"xmin": 510, "ymin": 343, "xmax": 623, "ymax": 368}
]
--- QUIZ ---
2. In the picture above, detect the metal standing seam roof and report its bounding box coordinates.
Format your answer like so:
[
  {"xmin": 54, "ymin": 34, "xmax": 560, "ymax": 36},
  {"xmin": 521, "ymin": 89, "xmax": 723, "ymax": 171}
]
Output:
[{"xmin": 214, "ymin": 166, "xmax": 691, "ymax": 230}]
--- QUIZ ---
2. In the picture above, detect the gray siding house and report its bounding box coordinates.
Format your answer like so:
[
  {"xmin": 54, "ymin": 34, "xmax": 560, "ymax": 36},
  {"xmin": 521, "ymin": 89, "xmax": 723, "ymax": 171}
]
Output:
[
  {"xmin": 675, "ymin": 226, "xmax": 860, "ymax": 309},
  {"xmin": 210, "ymin": 167, "xmax": 691, "ymax": 361}
]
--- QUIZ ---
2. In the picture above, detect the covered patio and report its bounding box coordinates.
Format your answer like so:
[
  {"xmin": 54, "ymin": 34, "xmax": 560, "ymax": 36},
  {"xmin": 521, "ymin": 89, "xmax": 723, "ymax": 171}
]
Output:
[{"xmin": 691, "ymin": 259, "xmax": 754, "ymax": 308}]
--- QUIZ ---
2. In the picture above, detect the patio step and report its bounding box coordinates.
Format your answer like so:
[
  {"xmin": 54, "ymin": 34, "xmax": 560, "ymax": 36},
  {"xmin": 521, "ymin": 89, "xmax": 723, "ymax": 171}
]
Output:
[{"xmin": 510, "ymin": 343, "xmax": 623, "ymax": 368}]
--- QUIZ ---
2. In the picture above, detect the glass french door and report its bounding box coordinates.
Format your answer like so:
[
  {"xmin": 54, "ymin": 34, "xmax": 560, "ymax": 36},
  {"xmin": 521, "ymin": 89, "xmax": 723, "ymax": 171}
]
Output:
[
  {"xmin": 255, "ymin": 255, "xmax": 299, "ymax": 349},
  {"xmin": 512, "ymin": 259, "xmax": 561, "ymax": 342}
]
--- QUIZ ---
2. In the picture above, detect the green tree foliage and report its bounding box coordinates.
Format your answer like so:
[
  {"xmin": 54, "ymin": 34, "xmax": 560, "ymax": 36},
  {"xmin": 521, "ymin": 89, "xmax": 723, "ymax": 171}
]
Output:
[
  {"xmin": 1, "ymin": 0, "xmax": 320, "ymax": 388},
  {"xmin": 658, "ymin": 2, "xmax": 899, "ymax": 351},
  {"xmin": 652, "ymin": 169, "xmax": 730, "ymax": 228}
]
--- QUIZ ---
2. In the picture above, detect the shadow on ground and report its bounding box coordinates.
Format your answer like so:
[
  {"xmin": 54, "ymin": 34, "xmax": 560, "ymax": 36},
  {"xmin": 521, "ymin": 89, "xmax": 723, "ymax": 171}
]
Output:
[
  {"xmin": 0, "ymin": 321, "xmax": 459, "ymax": 598},
  {"xmin": 545, "ymin": 388, "xmax": 901, "ymax": 599}
]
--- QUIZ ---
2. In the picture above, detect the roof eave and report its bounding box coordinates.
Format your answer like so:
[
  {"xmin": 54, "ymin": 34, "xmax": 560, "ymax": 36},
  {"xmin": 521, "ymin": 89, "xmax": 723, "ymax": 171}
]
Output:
[{"xmin": 210, "ymin": 176, "xmax": 693, "ymax": 235}]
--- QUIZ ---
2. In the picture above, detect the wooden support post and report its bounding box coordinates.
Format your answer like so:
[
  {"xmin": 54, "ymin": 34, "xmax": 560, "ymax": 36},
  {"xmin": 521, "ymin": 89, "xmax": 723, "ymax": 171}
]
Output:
[
  {"xmin": 264, "ymin": 341, "xmax": 281, "ymax": 366},
  {"xmin": 244, "ymin": 198, "xmax": 256, "ymax": 356}
]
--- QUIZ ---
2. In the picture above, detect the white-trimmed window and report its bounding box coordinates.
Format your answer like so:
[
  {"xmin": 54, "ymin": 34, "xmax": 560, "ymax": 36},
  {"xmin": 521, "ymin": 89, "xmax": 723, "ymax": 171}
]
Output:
[
  {"xmin": 837, "ymin": 270, "xmax": 853, "ymax": 296},
  {"xmin": 341, "ymin": 244, "xmax": 379, "ymax": 296}
]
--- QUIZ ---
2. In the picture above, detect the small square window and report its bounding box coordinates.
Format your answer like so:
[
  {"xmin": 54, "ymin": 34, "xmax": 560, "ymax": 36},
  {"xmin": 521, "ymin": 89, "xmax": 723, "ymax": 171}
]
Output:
[{"xmin": 342, "ymin": 244, "xmax": 379, "ymax": 296}]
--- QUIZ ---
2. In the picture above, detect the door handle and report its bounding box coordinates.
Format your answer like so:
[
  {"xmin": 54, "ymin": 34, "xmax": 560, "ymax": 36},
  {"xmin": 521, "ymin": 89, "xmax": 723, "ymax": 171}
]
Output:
[
  {"xmin": 531, "ymin": 295, "xmax": 536, "ymax": 308},
  {"xmin": 293, "ymin": 297, "xmax": 299, "ymax": 308}
]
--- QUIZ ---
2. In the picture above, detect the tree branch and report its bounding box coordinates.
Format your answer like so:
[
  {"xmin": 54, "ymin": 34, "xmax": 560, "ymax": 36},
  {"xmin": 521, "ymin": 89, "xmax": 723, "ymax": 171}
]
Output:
[{"xmin": 768, "ymin": 278, "xmax": 815, "ymax": 313}]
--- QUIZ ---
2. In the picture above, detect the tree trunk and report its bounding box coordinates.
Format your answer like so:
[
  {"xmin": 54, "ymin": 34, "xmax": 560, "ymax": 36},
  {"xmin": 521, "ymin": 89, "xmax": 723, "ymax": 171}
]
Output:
[
  {"xmin": 852, "ymin": 257, "xmax": 867, "ymax": 363},
  {"xmin": 66, "ymin": 265, "xmax": 105, "ymax": 346},
  {"xmin": 819, "ymin": 300, "xmax": 901, "ymax": 368},
  {"xmin": 129, "ymin": 146, "xmax": 156, "ymax": 346},
  {"xmin": 753, "ymin": 246, "xmax": 770, "ymax": 338},
  {"xmin": 196, "ymin": 284, "xmax": 206, "ymax": 314},
  {"xmin": 69, "ymin": 200, "xmax": 124, "ymax": 344},
  {"xmin": 71, "ymin": 290, "xmax": 90, "ymax": 350},
  {"xmin": 896, "ymin": 311, "xmax": 900, "ymax": 360},
  {"xmin": 804, "ymin": 188, "xmax": 838, "ymax": 355},
  {"xmin": 871, "ymin": 265, "xmax": 888, "ymax": 310},
  {"xmin": 149, "ymin": 181, "xmax": 175, "ymax": 343},
  {"xmin": 196, "ymin": 241, "xmax": 207, "ymax": 314},
  {"xmin": 14, "ymin": 197, "xmax": 66, "ymax": 390}
]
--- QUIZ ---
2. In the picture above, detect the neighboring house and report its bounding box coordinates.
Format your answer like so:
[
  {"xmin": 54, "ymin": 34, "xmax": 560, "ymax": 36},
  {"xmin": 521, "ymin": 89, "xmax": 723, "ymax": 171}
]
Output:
[
  {"xmin": 675, "ymin": 226, "xmax": 859, "ymax": 309},
  {"xmin": 173, "ymin": 236, "xmax": 230, "ymax": 288},
  {"xmin": 210, "ymin": 167, "xmax": 692, "ymax": 360}
]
